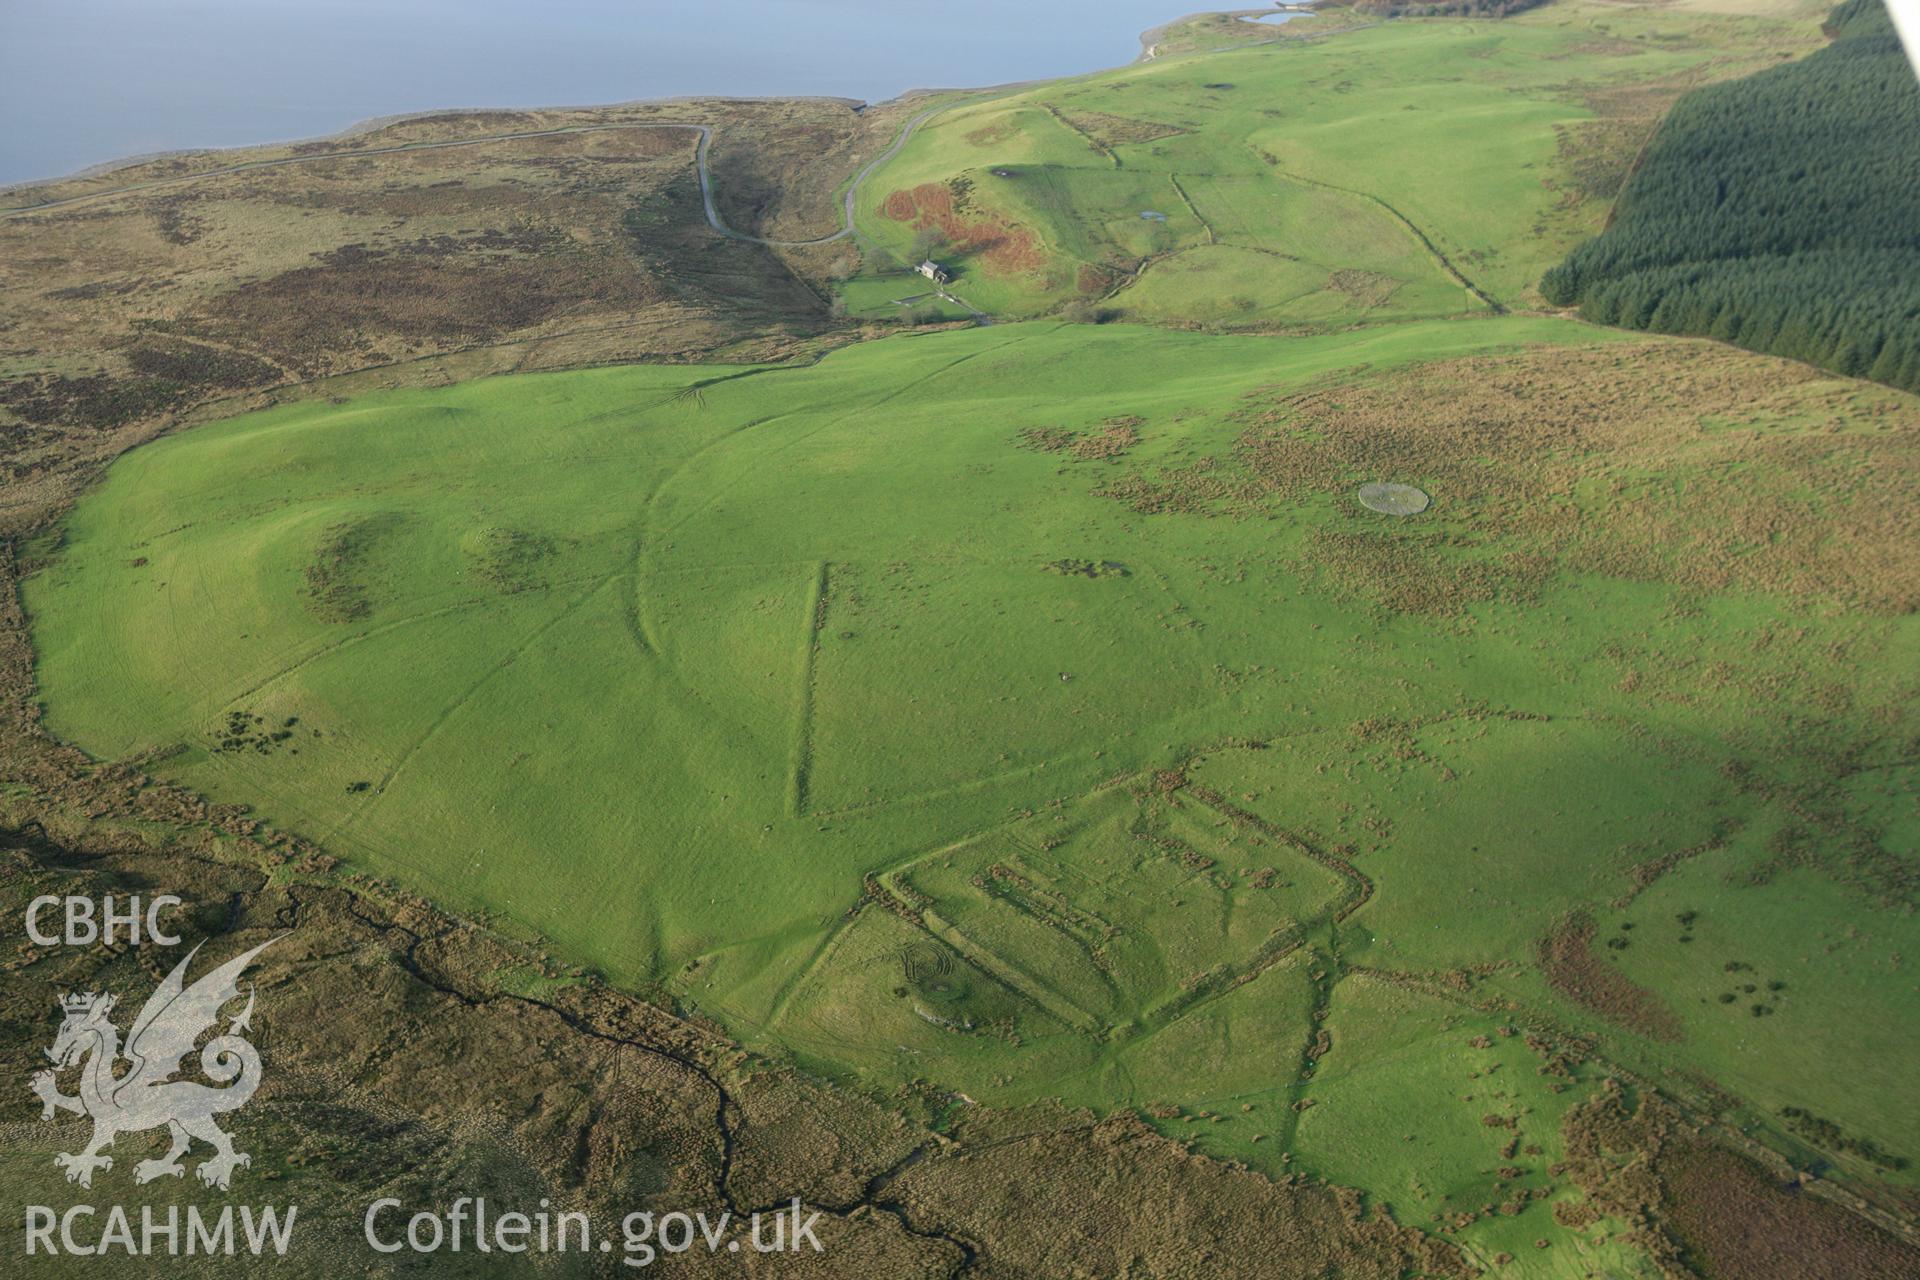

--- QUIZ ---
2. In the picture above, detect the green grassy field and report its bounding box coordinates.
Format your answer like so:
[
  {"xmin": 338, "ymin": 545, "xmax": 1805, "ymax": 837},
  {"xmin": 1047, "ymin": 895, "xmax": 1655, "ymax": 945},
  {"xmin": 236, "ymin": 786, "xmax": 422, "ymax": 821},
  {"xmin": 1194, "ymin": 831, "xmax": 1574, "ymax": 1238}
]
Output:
[
  {"xmin": 31, "ymin": 316, "xmax": 1595, "ymax": 980},
  {"xmin": 21, "ymin": 0, "xmax": 1920, "ymax": 1266},
  {"xmin": 27, "ymin": 309, "xmax": 1920, "ymax": 1261},
  {"xmin": 846, "ymin": 0, "xmax": 1828, "ymax": 324}
]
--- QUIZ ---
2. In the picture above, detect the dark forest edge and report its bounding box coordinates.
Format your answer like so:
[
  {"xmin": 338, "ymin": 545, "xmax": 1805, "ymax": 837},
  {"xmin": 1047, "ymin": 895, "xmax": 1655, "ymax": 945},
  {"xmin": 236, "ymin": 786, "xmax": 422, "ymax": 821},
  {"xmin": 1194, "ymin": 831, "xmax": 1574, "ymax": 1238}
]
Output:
[{"xmin": 1541, "ymin": 0, "xmax": 1920, "ymax": 391}]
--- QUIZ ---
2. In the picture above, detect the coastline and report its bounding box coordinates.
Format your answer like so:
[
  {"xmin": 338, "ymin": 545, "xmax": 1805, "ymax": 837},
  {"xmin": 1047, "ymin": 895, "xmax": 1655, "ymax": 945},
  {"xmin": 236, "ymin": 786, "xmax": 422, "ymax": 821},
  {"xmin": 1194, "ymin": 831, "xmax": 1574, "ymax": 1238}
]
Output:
[
  {"xmin": 1137, "ymin": 4, "xmax": 1318, "ymax": 58},
  {"xmin": 0, "ymin": 5, "xmax": 1318, "ymax": 196},
  {"xmin": 0, "ymin": 94, "xmax": 873, "ymax": 197}
]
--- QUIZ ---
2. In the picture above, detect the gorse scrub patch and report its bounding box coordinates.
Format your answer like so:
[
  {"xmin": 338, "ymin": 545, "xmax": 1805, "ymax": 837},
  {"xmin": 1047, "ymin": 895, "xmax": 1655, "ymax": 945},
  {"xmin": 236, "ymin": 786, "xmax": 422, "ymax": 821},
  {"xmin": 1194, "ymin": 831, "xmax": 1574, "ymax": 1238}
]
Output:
[{"xmin": 1542, "ymin": 0, "xmax": 1920, "ymax": 390}]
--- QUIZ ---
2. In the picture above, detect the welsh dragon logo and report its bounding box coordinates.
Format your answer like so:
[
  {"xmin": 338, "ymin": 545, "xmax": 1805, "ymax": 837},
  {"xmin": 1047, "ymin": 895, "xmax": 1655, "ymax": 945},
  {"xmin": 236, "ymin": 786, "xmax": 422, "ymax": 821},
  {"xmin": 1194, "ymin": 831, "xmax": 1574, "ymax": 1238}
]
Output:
[{"xmin": 31, "ymin": 937, "xmax": 279, "ymax": 1191}]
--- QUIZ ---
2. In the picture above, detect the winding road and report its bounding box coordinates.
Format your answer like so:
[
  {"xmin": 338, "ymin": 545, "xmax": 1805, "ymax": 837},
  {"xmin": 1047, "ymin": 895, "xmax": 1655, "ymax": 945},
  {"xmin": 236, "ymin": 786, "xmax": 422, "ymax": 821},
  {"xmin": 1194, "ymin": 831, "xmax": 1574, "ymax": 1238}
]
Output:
[{"xmin": 692, "ymin": 104, "xmax": 946, "ymax": 246}]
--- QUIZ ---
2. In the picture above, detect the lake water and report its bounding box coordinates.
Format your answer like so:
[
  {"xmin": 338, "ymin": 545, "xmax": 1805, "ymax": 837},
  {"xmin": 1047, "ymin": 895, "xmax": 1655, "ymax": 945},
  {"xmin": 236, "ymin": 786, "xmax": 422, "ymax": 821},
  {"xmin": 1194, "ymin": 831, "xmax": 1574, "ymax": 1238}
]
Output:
[{"xmin": 0, "ymin": 1, "xmax": 1293, "ymax": 187}]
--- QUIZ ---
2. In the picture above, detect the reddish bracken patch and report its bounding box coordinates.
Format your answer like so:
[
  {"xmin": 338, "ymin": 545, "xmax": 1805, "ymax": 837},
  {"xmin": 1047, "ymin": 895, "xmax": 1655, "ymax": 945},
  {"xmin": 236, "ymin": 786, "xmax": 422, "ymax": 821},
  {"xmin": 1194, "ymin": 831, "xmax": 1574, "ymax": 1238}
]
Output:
[
  {"xmin": 881, "ymin": 182, "xmax": 1046, "ymax": 276},
  {"xmin": 1539, "ymin": 912, "xmax": 1684, "ymax": 1042}
]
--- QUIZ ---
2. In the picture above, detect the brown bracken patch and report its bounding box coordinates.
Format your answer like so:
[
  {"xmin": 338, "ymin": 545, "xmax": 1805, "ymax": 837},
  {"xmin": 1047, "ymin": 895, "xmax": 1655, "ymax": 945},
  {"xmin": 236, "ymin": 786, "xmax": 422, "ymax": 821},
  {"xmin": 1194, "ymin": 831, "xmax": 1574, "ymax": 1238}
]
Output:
[
  {"xmin": 1290, "ymin": 528, "xmax": 1517, "ymax": 617},
  {"xmin": 1020, "ymin": 417, "xmax": 1142, "ymax": 460},
  {"xmin": 1539, "ymin": 911, "xmax": 1684, "ymax": 1042},
  {"xmin": 1546, "ymin": 74, "xmax": 1703, "ymax": 214},
  {"xmin": 1560, "ymin": 1086, "xmax": 1920, "ymax": 1279},
  {"xmin": 893, "ymin": 1109, "xmax": 1472, "ymax": 1279},
  {"xmin": 1662, "ymin": 1143, "xmax": 1920, "ymax": 1279},
  {"xmin": 188, "ymin": 245, "xmax": 670, "ymax": 371},
  {"xmin": 1098, "ymin": 342, "xmax": 1920, "ymax": 613},
  {"xmin": 881, "ymin": 180, "xmax": 1046, "ymax": 276}
]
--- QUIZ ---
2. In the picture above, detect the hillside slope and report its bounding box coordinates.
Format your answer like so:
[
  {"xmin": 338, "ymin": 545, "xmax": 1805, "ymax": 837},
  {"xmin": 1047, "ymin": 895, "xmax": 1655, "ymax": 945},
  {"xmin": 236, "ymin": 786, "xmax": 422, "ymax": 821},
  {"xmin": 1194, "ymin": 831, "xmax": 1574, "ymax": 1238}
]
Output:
[
  {"xmin": 1542, "ymin": 0, "xmax": 1920, "ymax": 389},
  {"xmin": 844, "ymin": 1, "xmax": 1827, "ymax": 326}
]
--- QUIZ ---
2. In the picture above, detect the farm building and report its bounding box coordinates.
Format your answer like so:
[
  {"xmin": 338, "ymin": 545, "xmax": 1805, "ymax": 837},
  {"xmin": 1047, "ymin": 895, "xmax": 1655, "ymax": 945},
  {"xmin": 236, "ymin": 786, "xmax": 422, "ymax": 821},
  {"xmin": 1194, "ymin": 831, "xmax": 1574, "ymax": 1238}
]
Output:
[{"xmin": 916, "ymin": 259, "xmax": 952, "ymax": 284}]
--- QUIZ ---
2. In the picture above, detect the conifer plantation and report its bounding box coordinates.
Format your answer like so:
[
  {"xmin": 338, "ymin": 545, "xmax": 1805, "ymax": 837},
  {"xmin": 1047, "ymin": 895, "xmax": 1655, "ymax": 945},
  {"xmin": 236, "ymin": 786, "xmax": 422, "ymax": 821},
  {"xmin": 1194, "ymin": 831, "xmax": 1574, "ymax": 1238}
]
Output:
[{"xmin": 1543, "ymin": 0, "xmax": 1920, "ymax": 390}]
